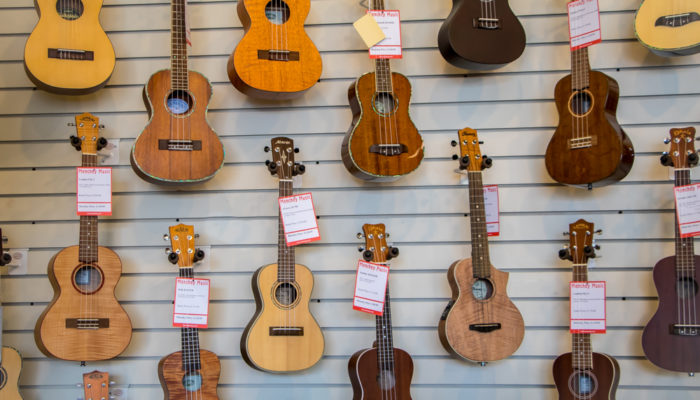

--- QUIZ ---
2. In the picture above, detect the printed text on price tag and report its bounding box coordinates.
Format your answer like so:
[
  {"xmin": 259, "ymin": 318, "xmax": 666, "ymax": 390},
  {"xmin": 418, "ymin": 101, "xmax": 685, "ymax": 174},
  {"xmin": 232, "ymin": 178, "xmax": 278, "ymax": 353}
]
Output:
[
  {"xmin": 173, "ymin": 278, "xmax": 210, "ymax": 328},
  {"xmin": 76, "ymin": 167, "xmax": 112, "ymax": 216},
  {"xmin": 570, "ymin": 281, "xmax": 606, "ymax": 333},
  {"xmin": 674, "ymin": 183, "xmax": 700, "ymax": 238},
  {"xmin": 567, "ymin": 0, "xmax": 602, "ymax": 50},
  {"xmin": 353, "ymin": 260, "xmax": 390, "ymax": 315},
  {"xmin": 368, "ymin": 10, "xmax": 402, "ymax": 59},
  {"xmin": 279, "ymin": 193, "xmax": 321, "ymax": 246}
]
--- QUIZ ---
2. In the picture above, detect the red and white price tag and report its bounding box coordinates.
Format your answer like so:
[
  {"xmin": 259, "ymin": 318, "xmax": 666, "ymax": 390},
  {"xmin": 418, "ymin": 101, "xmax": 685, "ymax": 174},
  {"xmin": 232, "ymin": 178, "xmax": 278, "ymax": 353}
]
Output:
[
  {"xmin": 76, "ymin": 167, "xmax": 112, "ymax": 216},
  {"xmin": 567, "ymin": 0, "xmax": 602, "ymax": 51},
  {"xmin": 570, "ymin": 281, "xmax": 606, "ymax": 334},
  {"xmin": 368, "ymin": 10, "xmax": 402, "ymax": 59},
  {"xmin": 674, "ymin": 183, "xmax": 700, "ymax": 238},
  {"xmin": 484, "ymin": 185, "xmax": 500, "ymax": 237},
  {"xmin": 173, "ymin": 277, "xmax": 210, "ymax": 328},
  {"xmin": 279, "ymin": 193, "xmax": 321, "ymax": 246},
  {"xmin": 352, "ymin": 260, "xmax": 390, "ymax": 315}
]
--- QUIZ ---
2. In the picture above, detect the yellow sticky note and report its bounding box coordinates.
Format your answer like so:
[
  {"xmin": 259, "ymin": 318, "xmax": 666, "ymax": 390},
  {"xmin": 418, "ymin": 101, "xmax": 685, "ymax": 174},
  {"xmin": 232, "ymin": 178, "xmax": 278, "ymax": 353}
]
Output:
[{"xmin": 353, "ymin": 13, "xmax": 386, "ymax": 48}]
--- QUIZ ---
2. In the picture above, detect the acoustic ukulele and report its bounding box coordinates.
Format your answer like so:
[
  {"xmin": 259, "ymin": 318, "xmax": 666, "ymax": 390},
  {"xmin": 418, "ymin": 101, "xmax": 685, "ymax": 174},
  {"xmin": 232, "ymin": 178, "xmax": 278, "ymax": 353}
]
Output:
[
  {"xmin": 131, "ymin": 0, "xmax": 224, "ymax": 185},
  {"xmin": 227, "ymin": 0, "xmax": 322, "ymax": 99},
  {"xmin": 642, "ymin": 127, "xmax": 700, "ymax": 373},
  {"xmin": 348, "ymin": 223, "xmax": 413, "ymax": 400},
  {"xmin": 240, "ymin": 137, "xmax": 324, "ymax": 373},
  {"xmin": 0, "ymin": 231, "xmax": 23, "ymax": 400},
  {"xmin": 438, "ymin": 0, "xmax": 526, "ymax": 70},
  {"xmin": 341, "ymin": 0, "xmax": 424, "ymax": 182},
  {"xmin": 158, "ymin": 224, "xmax": 221, "ymax": 399},
  {"xmin": 553, "ymin": 219, "xmax": 620, "ymax": 400},
  {"xmin": 24, "ymin": 0, "xmax": 115, "ymax": 94},
  {"xmin": 34, "ymin": 113, "xmax": 132, "ymax": 361},
  {"xmin": 635, "ymin": 0, "xmax": 700, "ymax": 56},
  {"xmin": 438, "ymin": 128, "xmax": 524, "ymax": 363},
  {"xmin": 81, "ymin": 370, "xmax": 110, "ymax": 400}
]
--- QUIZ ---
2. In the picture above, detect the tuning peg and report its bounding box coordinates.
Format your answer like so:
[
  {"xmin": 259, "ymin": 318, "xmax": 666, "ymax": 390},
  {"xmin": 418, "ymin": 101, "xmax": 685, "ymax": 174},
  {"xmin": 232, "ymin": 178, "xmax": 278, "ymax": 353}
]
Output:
[
  {"xmin": 357, "ymin": 246, "xmax": 365, "ymax": 252},
  {"xmin": 386, "ymin": 246, "xmax": 400, "ymax": 260},
  {"xmin": 558, "ymin": 246, "xmax": 571, "ymax": 261},
  {"xmin": 163, "ymin": 234, "xmax": 169, "ymax": 242},
  {"xmin": 452, "ymin": 154, "xmax": 459, "ymax": 160},
  {"xmin": 689, "ymin": 152, "xmax": 699, "ymax": 166},
  {"xmin": 664, "ymin": 137, "xmax": 672, "ymax": 144},
  {"xmin": 264, "ymin": 146, "xmax": 270, "ymax": 152},
  {"xmin": 660, "ymin": 153, "xmax": 674, "ymax": 167},
  {"xmin": 594, "ymin": 244, "xmax": 601, "ymax": 250},
  {"xmin": 563, "ymin": 231, "xmax": 570, "ymax": 236},
  {"xmin": 98, "ymin": 124, "xmax": 105, "ymax": 129},
  {"xmin": 450, "ymin": 140, "xmax": 458, "ymax": 147},
  {"xmin": 478, "ymin": 141, "xmax": 484, "ymax": 144},
  {"xmin": 386, "ymin": 233, "xmax": 390, "ymax": 238},
  {"xmin": 0, "ymin": 252, "xmax": 12, "ymax": 266},
  {"xmin": 294, "ymin": 147, "xmax": 300, "ymax": 153},
  {"xmin": 1, "ymin": 236, "xmax": 7, "ymax": 243},
  {"xmin": 594, "ymin": 229, "xmax": 603, "ymax": 235},
  {"xmin": 356, "ymin": 232, "xmax": 365, "ymax": 239},
  {"xmin": 267, "ymin": 161, "xmax": 278, "ymax": 175},
  {"xmin": 96, "ymin": 137, "xmax": 108, "ymax": 151},
  {"xmin": 584, "ymin": 245, "xmax": 596, "ymax": 258},
  {"xmin": 193, "ymin": 248, "xmax": 205, "ymax": 263},
  {"xmin": 194, "ymin": 233, "xmax": 200, "ymax": 238},
  {"xmin": 481, "ymin": 155, "xmax": 493, "ymax": 169},
  {"xmin": 165, "ymin": 248, "xmax": 171, "ymax": 255},
  {"xmin": 168, "ymin": 252, "xmax": 179, "ymax": 264},
  {"xmin": 362, "ymin": 250, "xmax": 374, "ymax": 261},
  {"xmin": 293, "ymin": 163, "xmax": 306, "ymax": 176},
  {"xmin": 458, "ymin": 155, "xmax": 470, "ymax": 170},
  {"xmin": 69, "ymin": 135, "xmax": 82, "ymax": 151}
]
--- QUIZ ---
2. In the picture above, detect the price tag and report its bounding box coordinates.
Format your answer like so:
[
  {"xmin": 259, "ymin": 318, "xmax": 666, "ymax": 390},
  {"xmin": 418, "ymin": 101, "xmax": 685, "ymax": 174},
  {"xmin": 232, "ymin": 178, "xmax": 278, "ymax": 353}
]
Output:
[
  {"xmin": 368, "ymin": 10, "xmax": 402, "ymax": 59},
  {"xmin": 76, "ymin": 167, "xmax": 112, "ymax": 216},
  {"xmin": 484, "ymin": 185, "xmax": 500, "ymax": 237},
  {"xmin": 570, "ymin": 281, "xmax": 606, "ymax": 333},
  {"xmin": 674, "ymin": 183, "xmax": 700, "ymax": 237},
  {"xmin": 353, "ymin": 13, "xmax": 386, "ymax": 48},
  {"xmin": 567, "ymin": 0, "xmax": 602, "ymax": 51},
  {"xmin": 353, "ymin": 260, "xmax": 390, "ymax": 315},
  {"xmin": 279, "ymin": 193, "xmax": 321, "ymax": 246},
  {"xmin": 173, "ymin": 277, "xmax": 210, "ymax": 328}
]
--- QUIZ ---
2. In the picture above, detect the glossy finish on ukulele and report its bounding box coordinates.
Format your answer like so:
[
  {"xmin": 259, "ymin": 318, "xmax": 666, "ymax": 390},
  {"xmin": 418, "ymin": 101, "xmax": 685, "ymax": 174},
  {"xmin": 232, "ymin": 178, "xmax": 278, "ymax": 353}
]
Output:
[
  {"xmin": 553, "ymin": 352, "xmax": 620, "ymax": 400},
  {"xmin": 635, "ymin": 0, "xmax": 700, "ymax": 56},
  {"xmin": 159, "ymin": 350, "xmax": 221, "ymax": 399},
  {"xmin": 438, "ymin": 0, "xmax": 526, "ymax": 70},
  {"xmin": 0, "ymin": 347, "xmax": 23, "ymax": 400}
]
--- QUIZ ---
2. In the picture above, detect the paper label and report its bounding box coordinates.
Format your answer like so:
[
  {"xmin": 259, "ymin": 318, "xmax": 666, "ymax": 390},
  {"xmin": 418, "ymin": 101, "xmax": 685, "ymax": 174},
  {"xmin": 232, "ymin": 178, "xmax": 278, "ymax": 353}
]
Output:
[
  {"xmin": 76, "ymin": 167, "xmax": 112, "ymax": 216},
  {"xmin": 484, "ymin": 185, "xmax": 500, "ymax": 236},
  {"xmin": 674, "ymin": 183, "xmax": 700, "ymax": 238},
  {"xmin": 567, "ymin": 0, "xmax": 602, "ymax": 50},
  {"xmin": 6, "ymin": 248, "xmax": 28, "ymax": 275},
  {"xmin": 279, "ymin": 193, "xmax": 321, "ymax": 246},
  {"xmin": 570, "ymin": 281, "xmax": 606, "ymax": 333},
  {"xmin": 352, "ymin": 260, "xmax": 390, "ymax": 315},
  {"xmin": 173, "ymin": 277, "xmax": 210, "ymax": 328},
  {"xmin": 369, "ymin": 10, "xmax": 402, "ymax": 59},
  {"xmin": 353, "ymin": 13, "xmax": 386, "ymax": 48}
]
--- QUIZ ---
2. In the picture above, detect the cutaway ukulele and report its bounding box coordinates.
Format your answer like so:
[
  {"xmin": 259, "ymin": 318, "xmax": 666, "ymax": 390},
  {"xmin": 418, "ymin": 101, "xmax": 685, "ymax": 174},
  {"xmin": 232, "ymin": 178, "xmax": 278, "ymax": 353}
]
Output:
[
  {"xmin": 635, "ymin": 0, "xmax": 700, "ymax": 56},
  {"xmin": 0, "ymin": 231, "xmax": 23, "ymax": 400}
]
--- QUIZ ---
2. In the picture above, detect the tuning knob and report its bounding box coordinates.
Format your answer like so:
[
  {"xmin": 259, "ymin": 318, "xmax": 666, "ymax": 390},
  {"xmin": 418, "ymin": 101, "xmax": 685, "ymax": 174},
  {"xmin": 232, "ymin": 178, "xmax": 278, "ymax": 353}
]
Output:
[
  {"xmin": 96, "ymin": 137, "xmax": 108, "ymax": 151},
  {"xmin": 0, "ymin": 252, "xmax": 11, "ymax": 266},
  {"xmin": 264, "ymin": 146, "xmax": 270, "ymax": 152},
  {"xmin": 193, "ymin": 248, "xmax": 205, "ymax": 263},
  {"xmin": 558, "ymin": 247, "xmax": 571, "ymax": 261},
  {"xmin": 386, "ymin": 246, "xmax": 399, "ymax": 260},
  {"xmin": 168, "ymin": 252, "xmax": 179, "ymax": 264},
  {"xmin": 293, "ymin": 163, "xmax": 306, "ymax": 176},
  {"xmin": 451, "ymin": 140, "xmax": 458, "ymax": 147},
  {"xmin": 689, "ymin": 152, "xmax": 699, "ymax": 166},
  {"xmin": 452, "ymin": 154, "xmax": 459, "ymax": 160},
  {"xmin": 458, "ymin": 155, "xmax": 470, "ymax": 170},
  {"xmin": 294, "ymin": 147, "xmax": 300, "ymax": 153},
  {"xmin": 481, "ymin": 155, "xmax": 493, "ymax": 169},
  {"xmin": 267, "ymin": 161, "xmax": 278, "ymax": 175},
  {"xmin": 357, "ymin": 246, "xmax": 365, "ymax": 253},
  {"xmin": 584, "ymin": 245, "xmax": 596, "ymax": 258},
  {"xmin": 69, "ymin": 135, "xmax": 82, "ymax": 151},
  {"xmin": 660, "ymin": 153, "xmax": 674, "ymax": 167},
  {"xmin": 363, "ymin": 250, "xmax": 374, "ymax": 262}
]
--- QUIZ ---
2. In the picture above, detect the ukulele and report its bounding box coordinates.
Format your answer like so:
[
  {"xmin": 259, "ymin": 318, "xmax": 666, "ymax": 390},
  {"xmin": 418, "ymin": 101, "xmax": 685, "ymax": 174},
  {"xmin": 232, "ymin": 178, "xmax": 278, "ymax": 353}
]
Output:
[
  {"xmin": 226, "ymin": 0, "xmax": 322, "ymax": 99},
  {"xmin": 159, "ymin": 224, "xmax": 221, "ymax": 399},
  {"xmin": 544, "ymin": 5, "xmax": 634, "ymax": 188},
  {"xmin": 81, "ymin": 370, "xmax": 110, "ymax": 400},
  {"xmin": 340, "ymin": 0, "xmax": 424, "ymax": 182},
  {"xmin": 348, "ymin": 223, "xmax": 413, "ymax": 400},
  {"xmin": 438, "ymin": 128, "xmax": 524, "ymax": 363},
  {"xmin": 24, "ymin": 0, "xmax": 115, "ymax": 94},
  {"xmin": 131, "ymin": 0, "xmax": 224, "ymax": 185},
  {"xmin": 553, "ymin": 219, "xmax": 620, "ymax": 400},
  {"xmin": 642, "ymin": 127, "xmax": 700, "ymax": 373},
  {"xmin": 635, "ymin": 0, "xmax": 700, "ymax": 56},
  {"xmin": 35, "ymin": 113, "xmax": 132, "ymax": 361},
  {"xmin": 0, "ymin": 231, "xmax": 23, "ymax": 400},
  {"xmin": 438, "ymin": 0, "xmax": 526, "ymax": 70}
]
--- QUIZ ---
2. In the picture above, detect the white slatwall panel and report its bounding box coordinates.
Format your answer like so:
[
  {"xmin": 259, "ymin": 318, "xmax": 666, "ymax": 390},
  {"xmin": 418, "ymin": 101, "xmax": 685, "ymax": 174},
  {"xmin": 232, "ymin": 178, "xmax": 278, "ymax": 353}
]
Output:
[{"xmin": 0, "ymin": 0, "xmax": 699, "ymax": 398}]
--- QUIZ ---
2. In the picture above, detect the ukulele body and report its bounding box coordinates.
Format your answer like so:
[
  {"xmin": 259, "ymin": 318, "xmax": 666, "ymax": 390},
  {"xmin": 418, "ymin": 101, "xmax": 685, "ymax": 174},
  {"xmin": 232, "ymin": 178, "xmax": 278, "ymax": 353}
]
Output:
[
  {"xmin": 227, "ymin": 0, "xmax": 322, "ymax": 99},
  {"xmin": 241, "ymin": 262, "xmax": 324, "ymax": 372},
  {"xmin": 34, "ymin": 246, "xmax": 132, "ymax": 361},
  {"xmin": 552, "ymin": 352, "xmax": 620, "ymax": 400},
  {"xmin": 0, "ymin": 347, "xmax": 23, "ymax": 400},
  {"xmin": 348, "ymin": 345, "xmax": 414, "ymax": 400},
  {"xmin": 438, "ymin": 258, "xmax": 524, "ymax": 362},
  {"xmin": 642, "ymin": 255, "xmax": 700, "ymax": 372},
  {"xmin": 438, "ymin": 0, "xmax": 525, "ymax": 70},
  {"xmin": 635, "ymin": 0, "xmax": 700, "ymax": 56},
  {"xmin": 342, "ymin": 72, "xmax": 424, "ymax": 181},
  {"xmin": 158, "ymin": 349, "xmax": 221, "ymax": 400},
  {"xmin": 24, "ymin": 0, "xmax": 115, "ymax": 94},
  {"xmin": 545, "ymin": 71, "xmax": 634, "ymax": 187},
  {"xmin": 131, "ymin": 69, "xmax": 224, "ymax": 185}
]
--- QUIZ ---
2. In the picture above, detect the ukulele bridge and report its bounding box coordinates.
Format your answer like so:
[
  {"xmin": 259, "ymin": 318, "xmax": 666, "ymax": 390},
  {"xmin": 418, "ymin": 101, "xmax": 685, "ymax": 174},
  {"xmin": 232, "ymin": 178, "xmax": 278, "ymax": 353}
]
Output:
[
  {"xmin": 369, "ymin": 144, "xmax": 408, "ymax": 156},
  {"xmin": 48, "ymin": 48, "xmax": 94, "ymax": 61},
  {"xmin": 158, "ymin": 139, "xmax": 202, "ymax": 151},
  {"xmin": 473, "ymin": 18, "xmax": 501, "ymax": 29},
  {"xmin": 66, "ymin": 318, "xmax": 110, "ymax": 330},
  {"xmin": 655, "ymin": 13, "xmax": 700, "ymax": 27},
  {"xmin": 269, "ymin": 327, "xmax": 304, "ymax": 336},
  {"xmin": 568, "ymin": 136, "xmax": 597, "ymax": 149},
  {"xmin": 670, "ymin": 324, "xmax": 700, "ymax": 336},
  {"xmin": 258, "ymin": 50, "xmax": 300, "ymax": 62},
  {"xmin": 469, "ymin": 323, "xmax": 501, "ymax": 333}
]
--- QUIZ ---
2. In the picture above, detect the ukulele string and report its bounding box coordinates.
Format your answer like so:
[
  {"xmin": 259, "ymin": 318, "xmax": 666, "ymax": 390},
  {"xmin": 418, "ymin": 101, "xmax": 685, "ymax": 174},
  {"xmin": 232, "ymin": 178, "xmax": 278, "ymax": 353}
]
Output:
[
  {"xmin": 370, "ymin": 233, "xmax": 387, "ymax": 400},
  {"xmin": 370, "ymin": 0, "xmax": 386, "ymax": 160},
  {"xmin": 383, "ymin": 0, "xmax": 400, "ymax": 161}
]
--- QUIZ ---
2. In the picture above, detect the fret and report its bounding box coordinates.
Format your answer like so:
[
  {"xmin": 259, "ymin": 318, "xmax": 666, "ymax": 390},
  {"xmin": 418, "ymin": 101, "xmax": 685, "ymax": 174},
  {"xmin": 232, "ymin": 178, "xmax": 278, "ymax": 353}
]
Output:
[
  {"xmin": 675, "ymin": 169, "xmax": 696, "ymax": 279},
  {"xmin": 78, "ymin": 153, "xmax": 99, "ymax": 264},
  {"xmin": 375, "ymin": 283, "xmax": 395, "ymax": 371},
  {"xmin": 570, "ymin": 47, "xmax": 591, "ymax": 91},
  {"xmin": 467, "ymin": 171, "xmax": 491, "ymax": 277},
  {"xmin": 171, "ymin": 0, "xmax": 189, "ymax": 90},
  {"xmin": 571, "ymin": 263, "xmax": 592, "ymax": 369},
  {"xmin": 374, "ymin": 59, "xmax": 394, "ymax": 93},
  {"xmin": 277, "ymin": 180, "xmax": 296, "ymax": 282},
  {"xmin": 179, "ymin": 266, "xmax": 201, "ymax": 370}
]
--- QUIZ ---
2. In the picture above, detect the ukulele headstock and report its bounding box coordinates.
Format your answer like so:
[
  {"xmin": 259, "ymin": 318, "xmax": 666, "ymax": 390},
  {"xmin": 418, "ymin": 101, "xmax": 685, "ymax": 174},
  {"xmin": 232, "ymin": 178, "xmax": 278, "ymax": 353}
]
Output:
[
  {"xmin": 452, "ymin": 127, "xmax": 492, "ymax": 172},
  {"xmin": 166, "ymin": 224, "xmax": 204, "ymax": 268},
  {"xmin": 560, "ymin": 219, "xmax": 599, "ymax": 264},
  {"xmin": 82, "ymin": 370, "xmax": 110, "ymax": 400},
  {"xmin": 359, "ymin": 223, "xmax": 399, "ymax": 263},
  {"xmin": 70, "ymin": 113, "xmax": 107, "ymax": 154},
  {"xmin": 662, "ymin": 127, "xmax": 698, "ymax": 169},
  {"xmin": 265, "ymin": 137, "xmax": 304, "ymax": 179}
]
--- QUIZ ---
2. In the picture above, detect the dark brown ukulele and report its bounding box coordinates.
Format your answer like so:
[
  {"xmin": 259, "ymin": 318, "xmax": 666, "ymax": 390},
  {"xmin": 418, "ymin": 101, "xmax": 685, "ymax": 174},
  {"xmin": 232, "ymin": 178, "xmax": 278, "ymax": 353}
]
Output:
[
  {"xmin": 642, "ymin": 127, "xmax": 700, "ymax": 374},
  {"xmin": 348, "ymin": 223, "xmax": 413, "ymax": 400},
  {"xmin": 553, "ymin": 219, "xmax": 620, "ymax": 400}
]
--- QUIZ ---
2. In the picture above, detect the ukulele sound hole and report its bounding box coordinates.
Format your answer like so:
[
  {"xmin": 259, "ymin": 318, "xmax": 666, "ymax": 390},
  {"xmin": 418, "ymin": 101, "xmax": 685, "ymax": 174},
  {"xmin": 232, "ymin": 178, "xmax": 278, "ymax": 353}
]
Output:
[
  {"xmin": 372, "ymin": 92, "xmax": 398, "ymax": 116},
  {"xmin": 182, "ymin": 372, "xmax": 202, "ymax": 392},
  {"xmin": 568, "ymin": 370, "xmax": 598, "ymax": 398},
  {"xmin": 676, "ymin": 277, "xmax": 698, "ymax": 299},
  {"xmin": 472, "ymin": 278, "xmax": 494, "ymax": 300},
  {"xmin": 569, "ymin": 90, "xmax": 593, "ymax": 116},
  {"xmin": 166, "ymin": 90, "xmax": 194, "ymax": 116},
  {"xmin": 377, "ymin": 370, "xmax": 396, "ymax": 391},
  {"xmin": 275, "ymin": 282, "xmax": 298, "ymax": 307},
  {"xmin": 73, "ymin": 265, "xmax": 103, "ymax": 294},
  {"xmin": 265, "ymin": 1, "xmax": 290, "ymax": 25},
  {"xmin": 56, "ymin": 0, "xmax": 84, "ymax": 20}
]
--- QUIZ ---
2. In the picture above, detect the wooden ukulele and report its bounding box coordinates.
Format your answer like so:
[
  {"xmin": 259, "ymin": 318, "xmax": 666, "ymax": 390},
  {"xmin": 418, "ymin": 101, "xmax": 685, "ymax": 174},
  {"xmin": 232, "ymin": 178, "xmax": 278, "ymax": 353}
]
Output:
[
  {"xmin": 226, "ymin": 0, "xmax": 322, "ymax": 99},
  {"xmin": 348, "ymin": 223, "xmax": 413, "ymax": 400},
  {"xmin": 159, "ymin": 224, "xmax": 221, "ymax": 399},
  {"xmin": 438, "ymin": 0, "xmax": 526, "ymax": 70},
  {"xmin": 24, "ymin": 0, "xmax": 115, "ymax": 94},
  {"xmin": 642, "ymin": 127, "xmax": 700, "ymax": 373},
  {"xmin": 438, "ymin": 128, "xmax": 524, "ymax": 363},
  {"xmin": 81, "ymin": 370, "xmax": 110, "ymax": 400},
  {"xmin": 0, "ymin": 231, "xmax": 23, "ymax": 400},
  {"xmin": 240, "ymin": 137, "xmax": 324, "ymax": 372},
  {"xmin": 341, "ymin": 0, "xmax": 424, "ymax": 182},
  {"xmin": 544, "ymin": 13, "xmax": 634, "ymax": 188},
  {"xmin": 131, "ymin": 0, "xmax": 224, "ymax": 185},
  {"xmin": 635, "ymin": 0, "xmax": 700, "ymax": 56},
  {"xmin": 35, "ymin": 113, "xmax": 132, "ymax": 361},
  {"xmin": 553, "ymin": 219, "xmax": 620, "ymax": 400}
]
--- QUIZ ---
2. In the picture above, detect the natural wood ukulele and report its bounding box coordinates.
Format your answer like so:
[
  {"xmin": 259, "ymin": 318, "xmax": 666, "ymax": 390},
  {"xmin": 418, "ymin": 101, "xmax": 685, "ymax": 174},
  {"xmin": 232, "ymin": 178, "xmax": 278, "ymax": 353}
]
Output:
[
  {"xmin": 438, "ymin": 128, "xmax": 524, "ymax": 363},
  {"xmin": 24, "ymin": 0, "xmax": 115, "ymax": 94},
  {"xmin": 240, "ymin": 137, "xmax": 324, "ymax": 373},
  {"xmin": 159, "ymin": 224, "xmax": 221, "ymax": 399},
  {"xmin": 35, "ymin": 113, "xmax": 132, "ymax": 361},
  {"xmin": 131, "ymin": 0, "xmax": 224, "ymax": 185},
  {"xmin": 642, "ymin": 127, "xmax": 700, "ymax": 373},
  {"xmin": 81, "ymin": 370, "xmax": 110, "ymax": 400},
  {"xmin": 227, "ymin": 0, "xmax": 322, "ymax": 99},
  {"xmin": 348, "ymin": 223, "xmax": 413, "ymax": 400},
  {"xmin": 635, "ymin": 0, "xmax": 700, "ymax": 56},
  {"xmin": 0, "ymin": 231, "xmax": 23, "ymax": 400}
]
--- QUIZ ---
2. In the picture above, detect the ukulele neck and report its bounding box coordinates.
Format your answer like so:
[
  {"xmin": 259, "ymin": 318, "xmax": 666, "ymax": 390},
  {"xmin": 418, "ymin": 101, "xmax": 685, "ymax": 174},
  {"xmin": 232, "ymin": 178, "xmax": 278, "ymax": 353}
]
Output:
[
  {"xmin": 375, "ymin": 282, "xmax": 395, "ymax": 371},
  {"xmin": 179, "ymin": 266, "xmax": 201, "ymax": 370},
  {"xmin": 674, "ymin": 169, "xmax": 696, "ymax": 278},
  {"xmin": 79, "ymin": 152, "xmax": 99, "ymax": 264},
  {"xmin": 467, "ymin": 171, "xmax": 491, "ymax": 277},
  {"xmin": 277, "ymin": 179, "xmax": 296, "ymax": 282},
  {"xmin": 171, "ymin": 0, "xmax": 189, "ymax": 90},
  {"xmin": 571, "ymin": 263, "xmax": 592, "ymax": 369},
  {"xmin": 570, "ymin": 47, "xmax": 591, "ymax": 91},
  {"xmin": 369, "ymin": 0, "xmax": 394, "ymax": 93}
]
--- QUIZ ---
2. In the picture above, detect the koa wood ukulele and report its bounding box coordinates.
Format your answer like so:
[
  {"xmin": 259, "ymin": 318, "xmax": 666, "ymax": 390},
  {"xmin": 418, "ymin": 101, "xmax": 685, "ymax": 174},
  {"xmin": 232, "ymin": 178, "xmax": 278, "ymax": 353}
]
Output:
[
  {"xmin": 635, "ymin": 0, "xmax": 700, "ymax": 56},
  {"xmin": 24, "ymin": 0, "xmax": 115, "ymax": 94},
  {"xmin": 348, "ymin": 223, "xmax": 413, "ymax": 400},
  {"xmin": 35, "ymin": 113, "xmax": 132, "ymax": 361},
  {"xmin": 642, "ymin": 127, "xmax": 700, "ymax": 373},
  {"xmin": 438, "ymin": 128, "xmax": 524, "ymax": 363},
  {"xmin": 81, "ymin": 370, "xmax": 110, "ymax": 400},
  {"xmin": 553, "ymin": 219, "xmax": 620, "ymax": 400},
  {"xmin": 0, "ymin": 230, "xmax": 23, "ymax": 400},
  {"xmin": 438, "ymin": 0, "xmax": 526, "ymax": 70},
  {"xmin": 159, "ymin": 224, "xmax": 221, "ymax": 399},
  {"xmin": 341, "ymin": 0, "xmax": 424, "ymax": 182},
  {"xmin": 131, "ymin": 0, "xmax": 224, "ymax": 185},
  {"xmin": 240, "ymin": 137, "xmax": 324, "ymax": 372},
  {"xmin": 227, "ymin": 0, "xmax": 322, "ymax": 99}
]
